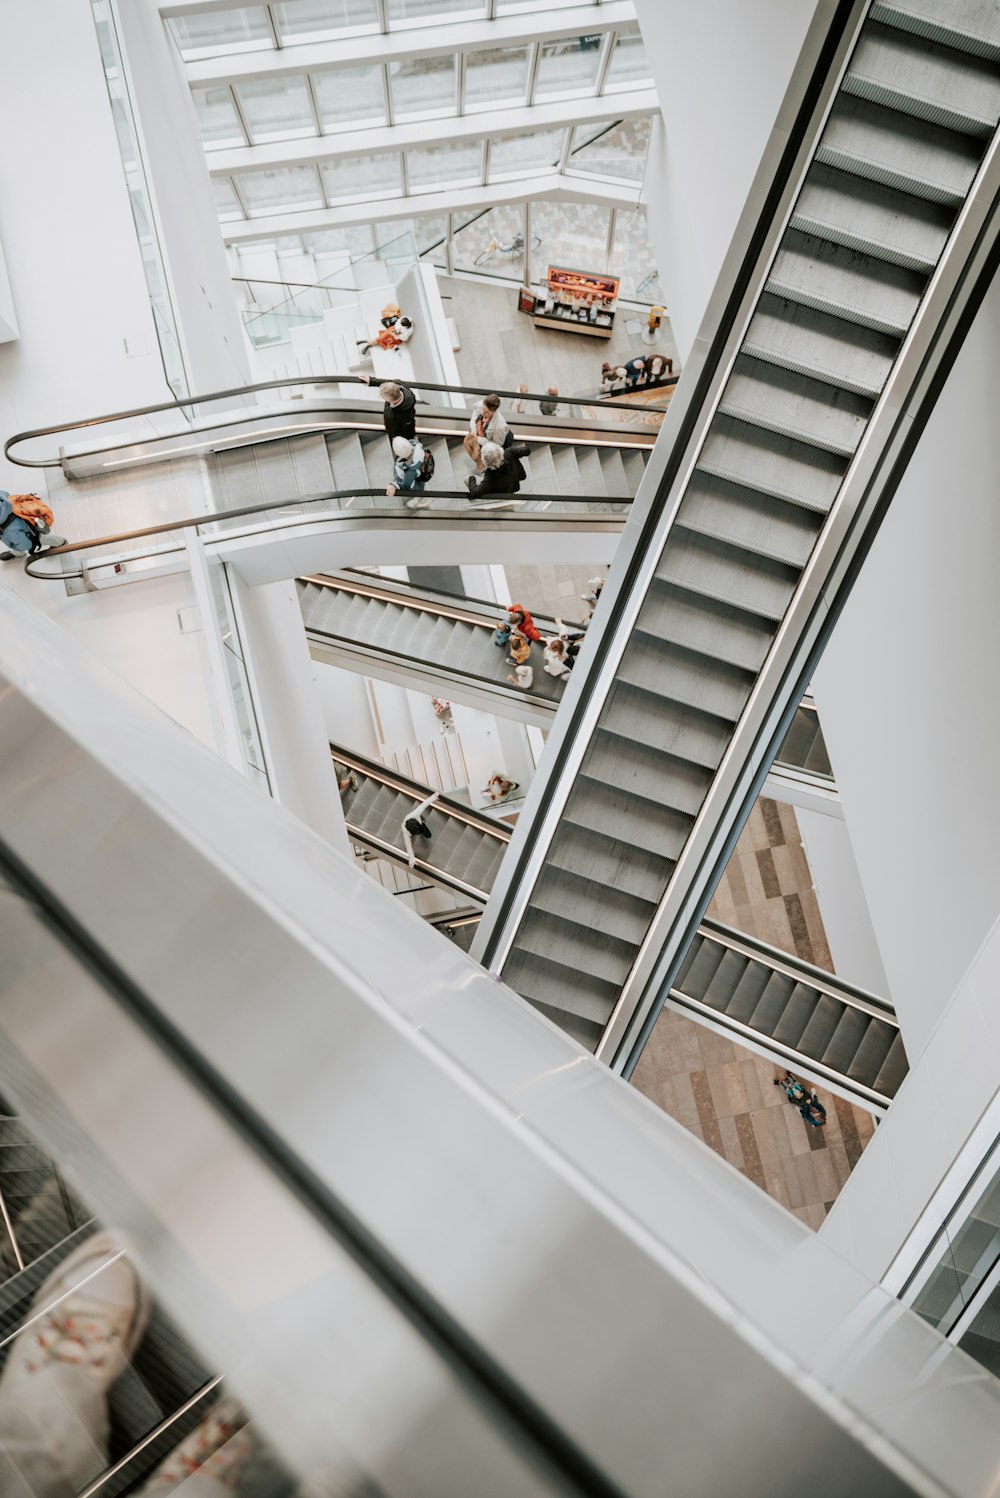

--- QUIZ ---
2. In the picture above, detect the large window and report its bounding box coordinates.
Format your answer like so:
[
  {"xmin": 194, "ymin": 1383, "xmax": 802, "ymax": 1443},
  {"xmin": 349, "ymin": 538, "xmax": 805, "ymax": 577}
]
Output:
[
  {"xmin": 604, "ymin": 32, "xmax": 653, "ymax": 90},
  {"xmin": 567, "ymin": 117, "xmax": 651, "ymax": 184},
  {"xmin": 389, "ymin": 54, "xmax": 456, "ymax": 119},
  {"xmin": 192, "ymin": 85, "xmax": 246, "ymax": 149},
  {"xmin": 408, "ymin": 139, "xmax": 483, "ymax": 190},
  {"xmin": 531, "ymin": 200, "xmax": 610, "ymax": 277},
  {"xmin": 535, "ymin": 34, "xmax": 604, "ymax": 98},
  {"xmin": 450, "ymin": 205, "xmax": 526, "ymax": 277},
  {"xmin": 488, "ymin": 127, "xmax": 565, "ymax": 181},
  {"xmin": 238, "ymin": 76, "xmax": 316, "ymax": 140},
  {"xmin": 610, "ymin": 208, "xmax": 662, "ymax": 302},
  {"xmin": 321, "ymin": 152, "xmax": 402, "ymax": 202},
  {"xmin": 464, "ymin": 45, "xmax": 530, "ymax": 109},
  {"xmin": 272, "ymin": 0, "xmax": 380, "ymax": 41},
  {"xmin": 385, "ymin": 0, "xmax": 484, "ymax": 27},
  {"xmin": 169, "ymin": 6, "xmax": 273, "ymax": 58},
  {"xmin": 313, "ymin": 65, "xmax": 386, "ymax": 130},
  {"xmin": 238, "ymin": 164, "xmax": 324, "ymax": 214}
]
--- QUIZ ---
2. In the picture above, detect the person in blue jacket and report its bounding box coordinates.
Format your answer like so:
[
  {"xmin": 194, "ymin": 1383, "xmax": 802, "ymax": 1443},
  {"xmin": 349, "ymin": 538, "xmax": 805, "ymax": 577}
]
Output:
[
  {"xmin": 0, "ymin": 492, "xmax": 64, "ymax": 558},
  {"xmin": 386, "ymin": 437, "xmax": 431, "ymax": 510}
]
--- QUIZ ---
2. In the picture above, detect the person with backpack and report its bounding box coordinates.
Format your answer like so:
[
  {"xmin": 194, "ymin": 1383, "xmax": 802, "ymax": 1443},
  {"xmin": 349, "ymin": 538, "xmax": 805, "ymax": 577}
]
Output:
[
  {"xmin": 0, "ymin": 492, "xmax": 65, "ymax": 559},
  {"xmin": 386, "ymin": 436, "xmax": 433, "ymax": 510}
]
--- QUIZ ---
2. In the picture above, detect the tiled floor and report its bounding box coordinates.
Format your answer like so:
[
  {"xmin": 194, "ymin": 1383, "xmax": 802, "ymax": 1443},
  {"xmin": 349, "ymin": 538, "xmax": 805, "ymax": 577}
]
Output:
[{"xmin": 631, "ymin": 797, "xmax": 877, "ymax": 1229}]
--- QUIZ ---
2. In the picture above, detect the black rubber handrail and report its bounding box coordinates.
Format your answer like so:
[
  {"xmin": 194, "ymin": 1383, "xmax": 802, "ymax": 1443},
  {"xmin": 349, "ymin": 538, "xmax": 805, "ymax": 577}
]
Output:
[
  {"xmin": 329, "ymin": 742, "xmax": 511, "ymax": 844},
  {"xmin": 4, "ymin": 374, "xmax": 661, "ymax": 469},
  {"xmin": 22, "ymin": 486, "xmax": 630, "ymax": 580}
]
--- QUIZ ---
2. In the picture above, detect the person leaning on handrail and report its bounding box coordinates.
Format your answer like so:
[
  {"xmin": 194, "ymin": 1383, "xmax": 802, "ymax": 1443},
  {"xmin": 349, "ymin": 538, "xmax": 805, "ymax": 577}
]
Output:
[{"xmin": 359, "ymin": 374, "xmax": 417, "ymax": 447}]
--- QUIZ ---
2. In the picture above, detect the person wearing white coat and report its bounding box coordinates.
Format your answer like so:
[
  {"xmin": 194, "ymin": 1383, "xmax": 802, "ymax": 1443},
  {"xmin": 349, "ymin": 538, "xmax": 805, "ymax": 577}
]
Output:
[{"xmin": 401, "ymin": 789, "xmax": 440, "ymax": 866}]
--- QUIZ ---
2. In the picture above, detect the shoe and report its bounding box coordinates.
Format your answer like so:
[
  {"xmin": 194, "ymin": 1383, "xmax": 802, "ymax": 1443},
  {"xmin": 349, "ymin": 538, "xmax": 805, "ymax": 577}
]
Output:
[
  {"xmin": 349, "ymin": 773, "xmax": 359, "ymax": 792},
  {"xmin": 0, "ymin": 1231, "xmax": 150, "ymax": 1493},
  {"xmin": 135, "ymin": 1395, "xmax": 253, "ymax": 1495},
  {"xmin": 0, "ymin": 550, "xmax": 14, "ymax": 561},
  {"xmin": 41, "ymin": 535, "xmax": 66, "ymax": 549},
  {"xmin": 406, "ymin": 495, "xmax": 432, "ymax": 510}
]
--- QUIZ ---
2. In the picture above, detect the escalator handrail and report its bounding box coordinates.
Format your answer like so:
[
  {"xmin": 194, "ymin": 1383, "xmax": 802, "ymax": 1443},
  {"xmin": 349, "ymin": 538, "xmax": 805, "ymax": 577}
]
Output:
[
  {"xmin": 329, "ymin": 743, "xmax": 511, "ymax": 845},
  {"xmin": 4, "ymin": 374, "xmax": 663, "ymax": 469},
  {"xmin": 304, "ymin": 569, "xmax": 588, "ymax": 637},
  {"xmin": 22, "ymin": 486, "xmax": 630, "ymax": 581}
]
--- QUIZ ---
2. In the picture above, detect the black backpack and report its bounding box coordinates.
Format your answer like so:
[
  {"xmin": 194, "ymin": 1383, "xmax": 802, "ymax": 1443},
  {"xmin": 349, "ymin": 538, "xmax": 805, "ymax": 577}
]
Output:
[{"xmin": 417, "ymin": 446, "xmax": 435, "ymax": 482}]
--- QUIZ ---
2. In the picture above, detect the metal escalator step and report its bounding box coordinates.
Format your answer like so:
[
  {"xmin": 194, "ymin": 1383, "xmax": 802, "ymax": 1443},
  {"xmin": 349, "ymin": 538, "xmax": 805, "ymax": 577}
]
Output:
[
  {"xmin": 288, "ymin": 433, "xmax": 334, "ymax": 496},
  {"xmin": 771, "ymin": 982, "xmax": 827, "ymax": 1048},
  {"xmin": 574, "ymin": 445, "xmax": 607, "ymax": 500},
  {"xmin": 528, "ymin": 998, "xmax": 605, "ymax": 1052},
  {"xmin": 748, "ymin": 972, "xmax": 798, "ymax": 1034},
  {"xmin": 453, "ymin": 829, "xmax": 501, "ymax": 889},
  {"xmin": 525, "ymin": 444, "xmax": 558, "ymax": 495},
  {"xmin": 871, "ymin": 0, "xmax": 1000, "ymax": 61},
  {"xmin": 676, "ymin": 933, "xmax": 728, "ymax": 997},
  {"xmin": 371, "ymin": 604, "xmax": 416, "ymax": 652},
  {"xmin": 820, "ymin": 1006, "xmax": 871, "ymax": 1073},
  {"xmin": 872, "ymin": 1030, "xmax": 909, "ymax": 1097},
  {"xmin": 846, "ymin": 1018, "xmax": 898, "ymax": 1088},
  {"xmin": 722, "ymin": 960, "xmax": 773, "ymax": 1023},
  {"xmin": 583, "ymin": 724, "xmax": 731, "ymax": 823},
  {"xmin": 506, "ymin": 942, "xmax": 618, "ymax": 1026},
  {"xmin": 744, "ymin": 292, "xmax": 898, "ymax": 397},
  {"xmin": 703, "ymin": 948, "xmax": 753, "ymax": 1009},
  {"xmin": 767, "ymin": 229, "xmax": 925, "ymax": 337},
  {"xmin": 512, "ymin": 911, "xmax": 637, "ymax": 995},
  {"xmin": 327, "ymin": 431, "xmax": 369, "ymax": 492},
  {"xmin": 479, "ymin": 841, "xmax": 508, "ymax": 890},
  {"xmin": 720, "ymin": 356, "xmax": 873, "ymax": 456},
  {"xmin": 656, "ymin": 530, "xmax": 800, "ymax": 622},
  {"xmin": 429, "ymin": 438, "xmax": 456, "ymax": 490},
  {"xmin": 787, "ymin": 990, "xmax": 841, "ymax": 1056},
  {"xmin": 565, "ymin": 777, "xmax": 693, "ymax": 861},
  {"xmin": 428, "ymin": 819, "xmax": 469, "ymax": 871},
  {"xmin": 638, "ymin": 580, "xmax": 777, "ymax": 674},
  {"xmin": 452, "ymin": 621, "xmax": 500, "ymax": 672},
  {"xmin": 546, "ymin": 821, "xmax": 675, "ymax": 906},
  {"xmin": 210, "ymin": 446, "xmax": 265, "ymax": 508},
  {"xmin": 598, "ymin": 448, "xmax": 630, "ymax": 497},
  {"xmin": 844, "ymin": 22, "xmax": 1000, "ymax": 135},
  {"xmin": 368, "ymin": 786, "xmax": 409, "ymax": 843},
  {"xmin": 678, "ymin": 472, "xmax": 824, "ymax": 568},
  {"xmin": 615, "ymin": 635, "xmax": 753, "ymax": 723},
  {"xmin": 792, "ymin": 162, "xmax": 954, "ymax": 272},
  {"xmin": 532, "ymin": 866, "xmax": 655, "ymax": 947},
  {"xmin": 698, "ymin": 413, "xmax": 846, "ymax": 511},
  {"xmin": 621, "ymin": 450, "xmax": 647, "ymax": 493},
  {"xmin": 342, "ymin": 774, "xmax": 379, "ymax": 824},
  {"xmin": 551, "ymin": 445, "xmax": 583, "ymax": 494},
  {"xmin": 591, "ymin": 721, "xmax": 714, "ymax": 814},
  {"xmin": 597, "ymin": 686, "xmax": 732, "ymax": 775},
  {"xmin": 818, "ymin": 93, "xmax": 983, "ymax": 205}
]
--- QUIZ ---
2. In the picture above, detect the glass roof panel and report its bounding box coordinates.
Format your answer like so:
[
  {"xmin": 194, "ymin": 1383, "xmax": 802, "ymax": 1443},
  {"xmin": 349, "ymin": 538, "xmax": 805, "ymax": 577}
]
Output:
[
  {"xmin": 192, "ymin": 85, "xmax": 247, "ymax": 148},
  {"xmin": 464, "ymin": 45, "xmax": 530, "ymax": 110},
  {"xmin": 495, "ymin": 0, "xmax": 586, "ymax": 11},
  {"xmin": 389, "ymin": 54, "xmax": 456, "ymax": 120},
  {"xmin": 535, "ymin": 34, "xmax": 604, "ymax": 98},
  {"xmin": 237, "ymin": 76, "xmax": 316, "ymax": 141},
  {"xmin": 168, "ymin": 7, "xmax": 273, "ymax": 59},
  {"xmin": 407, "ymin": 139, "xmax": 483, "ymax": 190},
  {"xmin": 321, "ymin": 152, "xmax": 403, "ymax": 202},
  {"xmin": 567, "ymin": 116, "xmax": 651, "ymax": 182},
  {"xmin": 313, "ymin": 65, "xmax": 386, "ymax": 130},
  {"xmin": 489, "ymin": 127, "xmax": 565, "ymax": 180},
  {"xmin": 604, "ymin": 31, "xmax": 653, "ymax": 90},
  {"xmin": 531, "ymin": 198, "xmax": 610, "ymax": 274},
  {"xmin": 272, "ymin": 0, "xmax": 380, "ymax": 42},
  {"xmin": 386, "ymin": 0, "xmax": 485, "ymax": 28},
  {"xmin": 212, "ymin": 176, "xmax": 245, "ymax": 221},
  {"xmin": 238, "ymin": 164, "xmax": 325, "ymax": 214}
]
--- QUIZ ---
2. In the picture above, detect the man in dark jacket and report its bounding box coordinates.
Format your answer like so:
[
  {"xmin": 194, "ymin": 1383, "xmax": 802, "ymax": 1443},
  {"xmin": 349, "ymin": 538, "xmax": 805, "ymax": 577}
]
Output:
[
  {"xmin": 360, "ymin": 375, "xmax": 417, "ymax": 445},
  {"xmin": 466, "ymin": 440, "xmax": 530, "ymax": 501}
]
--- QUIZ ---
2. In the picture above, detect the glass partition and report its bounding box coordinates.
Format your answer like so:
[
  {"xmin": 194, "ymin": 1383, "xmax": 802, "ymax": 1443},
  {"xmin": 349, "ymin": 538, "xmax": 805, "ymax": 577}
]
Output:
[
  {"xmin": 609, "ymin": 207, "xmax": 662, "ymax": 303},
  {"xmin": 535, "ymin": 34, "xmax": 604, "ymax": 98},
  {"xmin": 530, "ymin": 201, "xmax": 611, "ymax": 278}
]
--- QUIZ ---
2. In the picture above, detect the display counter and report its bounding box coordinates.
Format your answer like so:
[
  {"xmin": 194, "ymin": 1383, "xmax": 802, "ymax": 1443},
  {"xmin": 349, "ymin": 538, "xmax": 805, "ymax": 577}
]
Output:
[{"xmin": 518, "ymin": 265, "xmax": 619, "ymax": 339}]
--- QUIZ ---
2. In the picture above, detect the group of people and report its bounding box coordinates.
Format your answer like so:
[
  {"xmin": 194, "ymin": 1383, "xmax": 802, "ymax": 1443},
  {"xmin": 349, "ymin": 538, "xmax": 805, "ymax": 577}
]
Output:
[
  {"xmin": 363, "ymin": 377, "xmax": 533, "ymax": 510},
  {"xmin": 600, "ymin": 353, "xmax": 672, "ymax": 393},
  {"xmin": 0, "ymin": 490, "xmax": 65, "ymax": 560},
  {"xmin": 511, "ymin": 385, "xmax": 559, "ymax": 417},
  {"xmin": 494, "ymin": 597, "xmax": 598, "ymax": 692},
  {"xmin": 356, "ymin": 301, "xmax": 415, "ymax": 357},
  {"xmin": 774, "ymin": 1071, "xmax": 828, "ymax": 1128}
]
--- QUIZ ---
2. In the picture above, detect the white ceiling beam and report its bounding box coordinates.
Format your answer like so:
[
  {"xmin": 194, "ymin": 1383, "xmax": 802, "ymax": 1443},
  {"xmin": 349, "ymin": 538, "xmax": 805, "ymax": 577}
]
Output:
[
  {"xmin": 220, "ymin": 174, "xmax": 641, "ymax": 243},
  {"xmin": 209, "ymin": 89, "xmax": 657, "ymax": 174},
  {"xmin": 181, "ymin": 5, "xmax": 638, "ymax": 84}
]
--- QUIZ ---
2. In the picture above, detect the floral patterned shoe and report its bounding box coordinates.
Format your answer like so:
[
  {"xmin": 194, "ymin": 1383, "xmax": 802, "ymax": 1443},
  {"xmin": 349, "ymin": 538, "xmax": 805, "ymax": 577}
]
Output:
[{"xmin": 136, "ymin": 1397, "xmax": 255, "ymax": 1494}]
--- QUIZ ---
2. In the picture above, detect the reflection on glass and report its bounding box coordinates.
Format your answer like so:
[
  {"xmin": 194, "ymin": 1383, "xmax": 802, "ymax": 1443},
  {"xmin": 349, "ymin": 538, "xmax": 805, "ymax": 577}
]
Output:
[
  {"xmin": 272, "ymin": 0, "xmax": 380, "ymax": 41},
  {"xmin": 407, "ymin": 139, "xmax": 482, "ymax": 190},
  {"xmin": 530, "ymin": 200, "xmax": 610, "ymax": 277},
  {"xmin": 450, "ymin": 204, "xmax": 525, "ymax": 279},
  {"xmin": 535, "ymin": 33, "xmax": 603, "ymax": 97},
  {"xmin": 389, "ymin": 54, "xmax": 456, "ymax": 118},
  {"xmin": 192, "ymin": 85, "xmax": 246, "ymax": 148},
  {"xmin": 313, "ymin": 64, "xmax": 385, "ymax": 129},
  {"xmin": 489, "ymin": 128, "xmax": 565, "ymax": 180},
  {"xmin": 237, "ymin": 76, "xmax": 316, "ymax": 140},
  {"xmin": 212, "ymin": 176, "xmax": 245, "ymax": 221},
  {"xmin": 464, "ymin": 44, "xmax": 530, "ymax": 108},
  {"xmin": 303, "ymin": 225, "xmax": 377, "ymax": 257},
  {"xmin": 386, "ymin": 0, "xmax": 484, "ymax": 26},
  {"xmin": 610, "ymin": 207, "xmax": 662, "ymax": 302},
  {"xmin": 321, "ymin": 152, "xmax": 402, "ymax": 201},
  {"xmin": 408, "ymin": 213, "xmax": 449, "ymax": 265},
  {"xmin": 605, "ymin": 31, "xmax": 653, "ymax": 89},
  {"xmin": 568, "ymin": 116, "xmax": 651, "ymax": 183},
  {"xmin": 168, "ymin": 6, "xmax": 273, "ymax": 58},
  {"xmin": 238, "ymin": 165, "xmax": 324, "ymax": 214}
]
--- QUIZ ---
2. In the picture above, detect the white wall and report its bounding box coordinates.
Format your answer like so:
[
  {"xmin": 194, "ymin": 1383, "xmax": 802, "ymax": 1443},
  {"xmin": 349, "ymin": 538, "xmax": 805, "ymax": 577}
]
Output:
[
  {"xmin": 0, "ymin": 0, "xmax": 170, "ymax": 494},
  {"xmin": 796, "ymin": 806, "xmax": 890, "ymax": 999},
  {"xmin": 114, "ymin": 0, "xmax": 251, "ymax": 393},
  {"xmin": 812, "ymin": 272, "xmax": 1000, "ymax": 1058},
  {"xmin": 635, "ymin": 0, "xmax": 821, "ymax": 363}
]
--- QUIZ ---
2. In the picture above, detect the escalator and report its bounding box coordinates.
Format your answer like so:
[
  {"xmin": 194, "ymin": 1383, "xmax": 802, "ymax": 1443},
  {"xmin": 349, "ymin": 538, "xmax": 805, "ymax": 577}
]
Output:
[
  {"xmin": 474, "ymin": 0, "xmax": 1000, "ymax": 1065},
  {"xmin": 336, "ymin": 751, "xmax": 903, "ymax": 1109}
]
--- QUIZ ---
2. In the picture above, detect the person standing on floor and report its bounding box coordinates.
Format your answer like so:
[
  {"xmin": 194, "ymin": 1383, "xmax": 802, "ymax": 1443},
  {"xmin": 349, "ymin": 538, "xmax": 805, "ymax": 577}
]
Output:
[
  {"xmin": 511, "ymin": 383, "xmax": 529, "ymax": 415},
  {"xmin": 539, "ymin": 386, "xmax": 559, "ymax": 416},
  {"xmin": 360, "ymin": 375, "xmax": 417, "ymax": 446},
  {"xmin": 623, "ymin": 356, "xmax": 646, "ymax": 388},
  {"xmin": 401, "ymin": 789, "xmax": 440, "ymax": 867},
  {"xmin": 386, "ymin": 436, "xmax": 431, "ymax": 510}
]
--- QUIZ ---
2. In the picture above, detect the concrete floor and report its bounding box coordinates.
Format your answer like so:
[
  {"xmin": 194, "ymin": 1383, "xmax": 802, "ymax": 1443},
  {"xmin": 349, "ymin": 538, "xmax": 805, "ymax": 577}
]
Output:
[{"xmin": 631, "ymin": 798, "xmax": 877, "ymax": 1230}]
